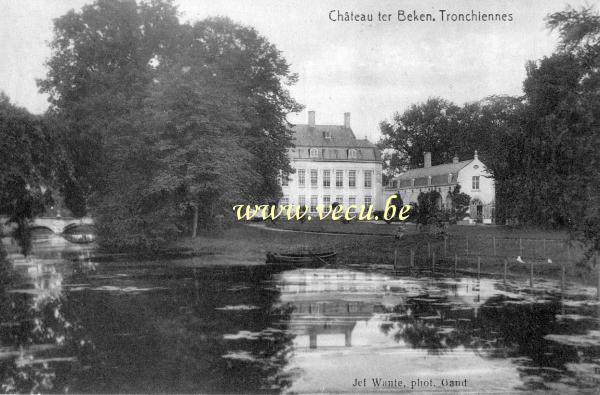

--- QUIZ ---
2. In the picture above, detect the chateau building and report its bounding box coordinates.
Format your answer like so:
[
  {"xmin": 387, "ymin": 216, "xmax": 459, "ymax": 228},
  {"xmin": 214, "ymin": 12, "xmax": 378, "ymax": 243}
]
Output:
[
  {"xmin": 383, "ymin": 151, "xmax": 496, "ymax": 223},
  {"xmin": 280, "ymin": 111, "xmax": 383, "ymax": 212}
]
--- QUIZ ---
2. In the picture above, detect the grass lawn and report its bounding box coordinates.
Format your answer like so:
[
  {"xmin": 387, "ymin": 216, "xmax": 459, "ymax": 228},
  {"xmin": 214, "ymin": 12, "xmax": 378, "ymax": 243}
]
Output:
[{"xmin": 178, "ymin": 222, "xmax": 598, "ymax": 287}]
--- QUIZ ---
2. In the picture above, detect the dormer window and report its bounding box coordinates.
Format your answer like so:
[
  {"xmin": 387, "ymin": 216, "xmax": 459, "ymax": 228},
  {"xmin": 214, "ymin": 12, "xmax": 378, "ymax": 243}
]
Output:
[
  {"xmin": 323, "ymin": 131, "xmax": 332, "ymax": 139},
  {"xmin": 309, "ymin": 148, "xmax": 318, "ymax": 158},
  {"xmin": 348, "ymin": 149, "xmax": 357, "ymax": 159},
  {"xmin": 448, "ymin": 173, "xmax": 453, "ymax": 184}
]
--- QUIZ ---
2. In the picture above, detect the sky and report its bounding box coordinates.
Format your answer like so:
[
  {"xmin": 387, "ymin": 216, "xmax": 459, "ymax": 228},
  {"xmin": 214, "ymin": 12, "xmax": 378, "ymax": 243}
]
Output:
[{"xmin": 0, "ymin": 0, "xmax": 592, "ymax": 141}]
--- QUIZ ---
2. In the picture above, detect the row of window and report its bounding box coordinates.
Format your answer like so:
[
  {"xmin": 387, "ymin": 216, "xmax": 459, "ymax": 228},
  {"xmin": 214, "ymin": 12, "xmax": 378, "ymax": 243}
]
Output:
[
  {"xmin": 283, "ymin": 169, "xmax": 373, "ymax": 188},
  {"xmin": 309, "ymin": 148, "xmax": 359, "ymax": 159},
  {"xmin": 387, "ymin": 176, "xmax": 480, "ymax": 191},
  {"xmin": 280, "ymin": 195, "xmax": 373, "ymax": 212}
]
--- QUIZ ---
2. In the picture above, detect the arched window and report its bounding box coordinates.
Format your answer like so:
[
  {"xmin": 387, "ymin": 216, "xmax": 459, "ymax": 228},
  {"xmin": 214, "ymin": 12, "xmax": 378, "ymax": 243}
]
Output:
[
  {"xmin": 309, "ymin": 148, "xmax": 318, "ymax": 158},
  {"xmin": 348, "ymin": 149, "xmax": 357, "ymax": 159},
  {"xmin": 445, "ymin": 192, "xmax": 453, "ymax": 210}
]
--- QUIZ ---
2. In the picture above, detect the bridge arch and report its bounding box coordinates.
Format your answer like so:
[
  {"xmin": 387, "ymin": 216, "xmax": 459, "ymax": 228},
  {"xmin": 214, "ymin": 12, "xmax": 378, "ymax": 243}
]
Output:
[{"xmin": 30, "ymin": 217, "xmax": 95, "ymax": 234}]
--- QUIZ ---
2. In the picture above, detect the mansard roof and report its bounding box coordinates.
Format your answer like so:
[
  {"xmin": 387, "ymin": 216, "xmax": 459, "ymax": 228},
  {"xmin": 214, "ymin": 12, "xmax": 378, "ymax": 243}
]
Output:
[
  {"xmin": 392, "ymin": 160, "xmax": 472, "ymax": 188},
  {"xmin": 289, "ymin": 124, "xmax": 380, "ymax": 161},
  {"xmin": 398, "ymin": 160, "xmax": 472, "ymax": 180}
]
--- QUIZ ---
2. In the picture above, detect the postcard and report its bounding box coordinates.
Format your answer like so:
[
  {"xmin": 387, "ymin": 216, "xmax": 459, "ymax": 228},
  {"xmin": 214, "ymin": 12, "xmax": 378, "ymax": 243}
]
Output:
[{"xmin": 0, "ymin": 0, "xmax": 599, "ymax": 393}]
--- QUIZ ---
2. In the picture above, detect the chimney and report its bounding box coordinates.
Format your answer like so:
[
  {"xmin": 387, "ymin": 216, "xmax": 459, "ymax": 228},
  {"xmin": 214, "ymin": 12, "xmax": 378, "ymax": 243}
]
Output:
[
  {"xmin": 344, "ymin": 112, "xmax": 351, "ymax": 128},
  {"xmin": 453, "ymin": 155, "xmax": 459, "ymax": 164},
  {"xmin": 308, "ymin": 111, "xmax": 315, "ymax": 128},
  {"xmin": 424, "ymin": 152, "xmax": 432, "ymax": 168},
  {"xmin": 474, "ymin": 150, "xmax": 478, "ymax": 160}
]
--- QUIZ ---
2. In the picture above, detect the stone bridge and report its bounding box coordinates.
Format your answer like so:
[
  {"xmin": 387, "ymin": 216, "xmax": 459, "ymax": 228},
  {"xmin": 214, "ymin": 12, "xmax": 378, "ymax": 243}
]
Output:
[{"xmin": 30, "ymin": 217, "xmax": 95, "ymax": 234}]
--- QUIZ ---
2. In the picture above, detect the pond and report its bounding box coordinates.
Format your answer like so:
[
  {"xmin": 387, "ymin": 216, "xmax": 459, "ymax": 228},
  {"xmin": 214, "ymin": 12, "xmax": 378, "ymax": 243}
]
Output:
[{"xmin": 0, "ymin": 233, "xmax": 599, "ymax": 393}]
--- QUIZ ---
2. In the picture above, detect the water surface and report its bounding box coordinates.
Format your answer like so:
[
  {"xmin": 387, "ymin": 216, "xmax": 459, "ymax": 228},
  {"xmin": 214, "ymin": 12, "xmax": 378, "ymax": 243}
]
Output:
[{"xmin": 1, "ymin": 233, "xmax": 599, "ymax": 393}]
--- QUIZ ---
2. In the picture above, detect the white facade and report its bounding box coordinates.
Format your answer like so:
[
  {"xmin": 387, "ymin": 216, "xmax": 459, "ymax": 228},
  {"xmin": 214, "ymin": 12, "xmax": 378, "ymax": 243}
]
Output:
[
  {"xmin": 282, "ymin": 160, "xmax": 383, "ymax": 211},
  {"xmin": 281, "ymin": 111, "xmax": 384, "ymax": 211},
  {"xmin": 383, "ymin": 151, "xmax": 495, "ymax": 223}
]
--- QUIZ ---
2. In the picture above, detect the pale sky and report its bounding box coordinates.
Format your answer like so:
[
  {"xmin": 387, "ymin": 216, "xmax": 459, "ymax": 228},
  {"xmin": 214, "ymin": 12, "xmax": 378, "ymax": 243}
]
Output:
[{"xmin": 0, "ymin": 0, "xmax": 591, "ymax": 141}]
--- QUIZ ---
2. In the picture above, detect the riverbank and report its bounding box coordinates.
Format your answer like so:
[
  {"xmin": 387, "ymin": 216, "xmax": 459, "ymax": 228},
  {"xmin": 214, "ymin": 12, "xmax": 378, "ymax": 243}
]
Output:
[{"xmin": 177, "ymin": 223, "xmax": 598, "ymax": 287}]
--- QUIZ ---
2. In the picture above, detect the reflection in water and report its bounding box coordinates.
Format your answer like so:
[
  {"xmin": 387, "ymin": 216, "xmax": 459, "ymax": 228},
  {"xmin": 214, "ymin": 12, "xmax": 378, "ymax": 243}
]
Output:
[
  {"xmin": 275, "ymin": 270, "xmax": 600, "ymax": 393},
  {"xmin": 0, "ymin": 234, "xmax": 599, "ymax": 393}
]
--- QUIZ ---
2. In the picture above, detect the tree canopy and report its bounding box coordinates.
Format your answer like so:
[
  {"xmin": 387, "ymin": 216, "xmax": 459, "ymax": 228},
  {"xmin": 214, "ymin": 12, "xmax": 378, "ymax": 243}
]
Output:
[
  {"xmin": 378, "ymin": 5, "xmax": 600, "ymax": 258},
  {"xmin": 38, "ymin": 0, "xmax": 301, "ymax": 249},
  {"xmin": 0, "ymin": 94, "xmax": 64, "ymax": 253}
]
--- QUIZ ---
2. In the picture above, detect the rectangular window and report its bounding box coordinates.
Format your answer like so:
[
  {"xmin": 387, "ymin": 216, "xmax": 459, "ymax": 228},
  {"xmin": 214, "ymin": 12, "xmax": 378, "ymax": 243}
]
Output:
[
  {"xmin": 364, "ymin": 170, "xmax": 372, "ymax": 188},
  {"xmin": 280, "ymin": 196, "xmax": 289, "ymax": 206},
  {"xmin": 335, "ymin": 195, "xmax": 344, "ymax": 205},
  {"xmin": 336, "ymin": 170, "xmax": 344, "ymax": 187},
  {"xmin": 310, "ymin": 169, "xmax": 318, "ymax": 187},
  {"xmin": 472, "ymin": 176, "xmax": 480, "ymax": 190},
  {"xmin": 348, "ymin": 196, "xmax": 357, "ymax": 213},
  {"xmin": 298, "ymin": 169, "xmax": 305, "ymax": 187},
  {"xmin": 298, "ymin": 195, "xmax": 306, "ymax": 209},
  {"xmin": 323, "ymin": 195, "xmax": 331, "ymax": 212},
  {"xmin": 323, "ymin": 170, "xmax": 331, "ymax": 188},
  {"xmin": 364, "ymin": 196, "xmax": 372, "ymax": 208},
  {"xmin": 348, "ymin": 170, "xmax": 356, "ymax": 188},
  {"xmin": 310, "ymin": 195, "xmax": 318, "ymax": 213},
  {"xmin": 282, "ymin": 173, "xmax": 289, "ymax": 186}
]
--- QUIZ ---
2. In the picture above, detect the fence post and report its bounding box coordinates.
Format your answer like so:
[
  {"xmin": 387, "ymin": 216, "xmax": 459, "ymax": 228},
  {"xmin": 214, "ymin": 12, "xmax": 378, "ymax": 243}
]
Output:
[
  {"xmin": 596, "ymin": 252, "xmax": 599, "ymax": 300},
  {"xmin": 444, "ymin": 237, "xmax": 447, "ymax": 257},
  {"xmin": 530, "ymin": 261, "xmax": 534, "ymax": 288},
  {"xmin": 393, "ymin": 247, "xmax": 397, "ymax": 270},
  {"xmin": 567, "ymin": 244, "xmax": 571, "ymax": 262},
  {"xmin": 454, "ymin": 254, "xmax": 458, "ymax": 276},
  {"xmin": 432, "ymin": 251, "xmax": 436, "ymax": 273},
  {"xmin": 503, "ymin": 258, "xmax": 507, "ymax": 284},
  {"xmin": 410, "ymin": 249, "xmax": 414, "ymax": 268},
  {"xmin": 561, "ymin": 264, "xmax": 565, "ymax": 296},
  {"xmin": 493, "ymin": 236, "xmax": 496, "ymax": 256},
  {"xmin": 477, "ymin": 256, "xmax": 481, "ymax": 280},
  {"xmin": 543, "ymin": 239, "xmax": 547, "ymax": 258},
  {"xmin": 466, "ymin": 237, "xmax": 469, "ymax": 256},
  {"xmin": 519, "ymin": 238, "xmax": 523, "ymax": 257},
  {"xmin": 428, "ymin": 242, "xmax": 431, "ymax": 258}
]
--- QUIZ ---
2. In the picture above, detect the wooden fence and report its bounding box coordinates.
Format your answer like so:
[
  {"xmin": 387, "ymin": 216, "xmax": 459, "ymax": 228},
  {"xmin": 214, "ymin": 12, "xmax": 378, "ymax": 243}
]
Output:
[{"xmin": 390, "ymin": 235, "xmax": 600, "ymax": 299}]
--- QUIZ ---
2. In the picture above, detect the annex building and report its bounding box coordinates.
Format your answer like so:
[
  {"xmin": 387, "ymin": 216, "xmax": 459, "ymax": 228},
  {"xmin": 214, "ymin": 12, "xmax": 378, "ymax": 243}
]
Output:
[
  {"xmin": 280, "ymin": 111, "xmax": 384, "ymax": 212},
  {"xmin": 383, "ymin": 151, "xmax": 495, "ymax": 223}
]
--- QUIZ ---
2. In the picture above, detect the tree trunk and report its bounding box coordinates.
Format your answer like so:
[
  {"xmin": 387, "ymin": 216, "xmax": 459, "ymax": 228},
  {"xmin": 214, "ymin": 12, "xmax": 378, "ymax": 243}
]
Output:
[{"xmin": 192, "ymin": 205, "xmax": 198, "ymax": 238}]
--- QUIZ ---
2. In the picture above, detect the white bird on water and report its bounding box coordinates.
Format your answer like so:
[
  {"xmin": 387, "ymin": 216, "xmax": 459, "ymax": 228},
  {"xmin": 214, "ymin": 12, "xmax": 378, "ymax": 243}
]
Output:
[
  {"xmin": 547, "ymin": 258, "xmax": 553, "ymax": 264},
  {"xmin": 516, "ymin": 256, "xmax": 525, "ymax": 264}
]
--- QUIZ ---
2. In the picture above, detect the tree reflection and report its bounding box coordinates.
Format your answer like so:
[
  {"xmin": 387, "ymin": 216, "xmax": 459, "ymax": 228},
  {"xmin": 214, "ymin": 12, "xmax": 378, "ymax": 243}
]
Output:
[
  {"xmin": 0, "ymin": 244, "xmax": 93, "ymax": 393},
  {"xmin": 0, "ymin": 264, "xmax": 296, "ymax": 393},
  {"xmin": 380, "ymin": 292, "xmax": 599, "ymax": 390}
]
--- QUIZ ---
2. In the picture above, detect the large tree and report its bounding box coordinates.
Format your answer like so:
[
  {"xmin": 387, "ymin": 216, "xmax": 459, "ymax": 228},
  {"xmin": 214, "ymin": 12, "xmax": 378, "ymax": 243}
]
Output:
[
  {"xmin": 378, "ymin": 97, "xmax": 461, "ymax": 173},
  {"xmin": 39, "ymin": 1, "xmax": 301, "ymax": 249},
  {"xmin": 378, "ymin": 96, "xmax": 522, "ymax": 176},
  {"xmin": 0, "ymin": 94, "xmax": 64, "ymax": 254},
  {"xmin": 38, "ymin": 0, "xmax": 181, "ymax": 215},
  {"xmin": 525, "ymin": 6, "xmax": 600, "ymax": 254}
]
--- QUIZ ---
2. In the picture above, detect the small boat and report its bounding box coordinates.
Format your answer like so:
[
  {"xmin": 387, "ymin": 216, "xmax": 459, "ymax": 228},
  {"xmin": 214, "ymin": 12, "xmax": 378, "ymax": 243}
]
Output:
[
  {"xmin": 266, "ymin": 251, "xmax": 336, "ymax": 266},
  {"xmin": 63, "ymin": 233, "xmax": 97, "ymax": 244}
]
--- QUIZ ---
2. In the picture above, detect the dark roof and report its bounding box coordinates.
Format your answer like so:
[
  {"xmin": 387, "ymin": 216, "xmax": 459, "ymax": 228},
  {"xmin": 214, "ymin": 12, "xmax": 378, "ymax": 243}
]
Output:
[
  {"xmin": 389, "ymin": 160, "xmax": 472, "ymax": 188},
  {"xmin": 289, "ymin": 124, "xmax": 380, "ymax": 161},
  {"xmin": 397, "ymin": 160, "xmax": 472, "ymax": 180}
]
